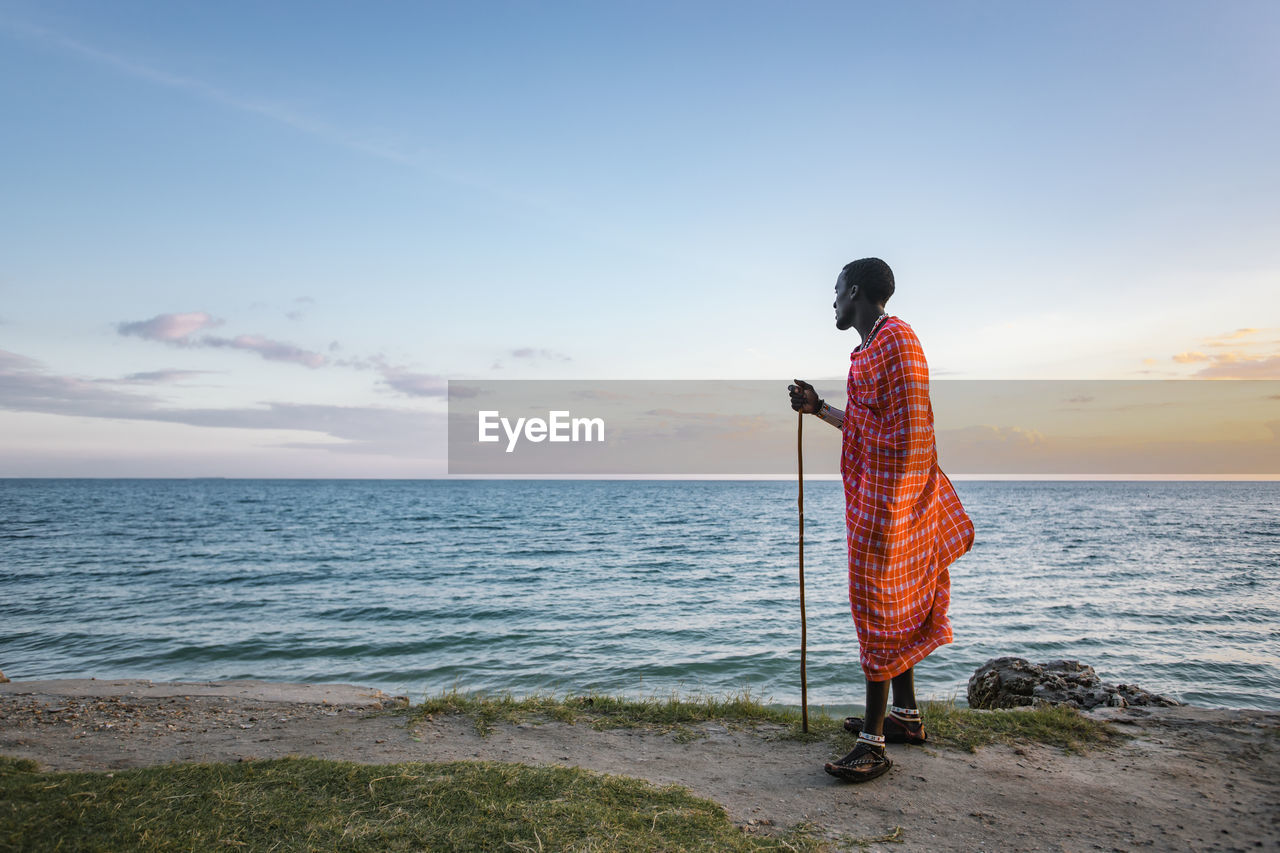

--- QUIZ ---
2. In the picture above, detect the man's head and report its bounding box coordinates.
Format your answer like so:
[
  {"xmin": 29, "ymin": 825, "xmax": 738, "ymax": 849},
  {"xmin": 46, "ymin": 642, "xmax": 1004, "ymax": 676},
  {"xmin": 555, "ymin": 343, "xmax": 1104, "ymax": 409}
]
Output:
[{"xmin": 834, "ymin": 257, "xmax": 894, "ymax": 330}]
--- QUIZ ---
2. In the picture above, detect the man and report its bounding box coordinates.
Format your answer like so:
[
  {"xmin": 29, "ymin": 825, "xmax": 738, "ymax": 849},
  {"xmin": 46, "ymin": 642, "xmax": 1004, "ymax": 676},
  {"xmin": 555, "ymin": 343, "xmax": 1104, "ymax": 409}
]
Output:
[{"xmin": 789, "ymin": 257, "xmax": 974, "ymax": 783}]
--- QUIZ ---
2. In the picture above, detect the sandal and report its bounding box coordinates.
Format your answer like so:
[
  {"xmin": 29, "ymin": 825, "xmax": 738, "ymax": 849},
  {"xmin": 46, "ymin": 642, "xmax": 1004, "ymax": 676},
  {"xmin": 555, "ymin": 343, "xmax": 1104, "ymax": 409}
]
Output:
[
  {"xmin": 842, "ymin": 713, "xmax": 928, "ymax": 745},
  {"xmin": 824, "ymin": 742, "xmax": 892, "ymax": 783}
]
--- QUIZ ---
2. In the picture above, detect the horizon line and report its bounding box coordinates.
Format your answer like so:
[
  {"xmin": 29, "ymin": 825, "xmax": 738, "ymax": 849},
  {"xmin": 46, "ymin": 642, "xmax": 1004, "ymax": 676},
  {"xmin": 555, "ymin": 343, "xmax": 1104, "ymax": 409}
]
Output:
[{"xmin": 2, "ymin": 475, "xmax": 1278, "ymax": 482}]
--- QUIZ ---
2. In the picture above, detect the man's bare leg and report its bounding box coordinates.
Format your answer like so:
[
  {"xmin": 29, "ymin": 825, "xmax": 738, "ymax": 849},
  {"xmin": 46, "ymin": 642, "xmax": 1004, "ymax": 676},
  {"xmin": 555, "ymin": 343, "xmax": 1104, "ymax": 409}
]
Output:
[
  {"xmin": 861, "ymin": 677, "xmax": 891, "ymax": 736},
  {"xmin": 862, "ymin": 666, "xmax": 916, "ymax": 735},
  {"xmin": 891, "ymin": 667, "xmax": 917, "ymax": 710}
]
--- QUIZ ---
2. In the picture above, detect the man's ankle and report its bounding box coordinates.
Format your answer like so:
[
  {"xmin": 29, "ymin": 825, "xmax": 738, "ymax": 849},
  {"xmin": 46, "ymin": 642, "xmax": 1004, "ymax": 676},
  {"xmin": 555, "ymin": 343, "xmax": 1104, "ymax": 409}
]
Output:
[{"xmin": 857, "ymin": 731, "xmax": 886, "ymax": 751}]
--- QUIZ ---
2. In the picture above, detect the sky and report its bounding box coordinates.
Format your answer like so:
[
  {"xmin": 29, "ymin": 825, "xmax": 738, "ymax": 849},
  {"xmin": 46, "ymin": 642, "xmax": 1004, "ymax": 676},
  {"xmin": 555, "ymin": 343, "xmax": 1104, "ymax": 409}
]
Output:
[{"xmin": 1, "ymin": 1, "xmax": 1277, "ymax": 477}]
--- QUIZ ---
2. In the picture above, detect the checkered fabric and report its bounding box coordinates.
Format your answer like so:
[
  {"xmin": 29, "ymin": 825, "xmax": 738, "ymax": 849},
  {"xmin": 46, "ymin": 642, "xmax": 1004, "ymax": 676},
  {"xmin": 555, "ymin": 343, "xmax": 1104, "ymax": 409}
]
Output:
[{"xmin": 840, "ymin": 316, "xmax": 975, "ymax": 681}]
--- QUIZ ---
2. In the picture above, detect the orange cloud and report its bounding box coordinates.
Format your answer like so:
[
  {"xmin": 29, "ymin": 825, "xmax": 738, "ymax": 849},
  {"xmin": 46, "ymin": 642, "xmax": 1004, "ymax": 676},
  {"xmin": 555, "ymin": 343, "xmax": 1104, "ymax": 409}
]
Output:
[
  {"xmin": 1204, "ymin": 328, "xmax": 1262, "ymax": 347},
  {"xmin": 1160, "ymin": 328, "xmax": 1280, "ymax": 377},
  {"xmin": 1194, "ymin": 355, "xmax": 1280, "ymax": 379}
]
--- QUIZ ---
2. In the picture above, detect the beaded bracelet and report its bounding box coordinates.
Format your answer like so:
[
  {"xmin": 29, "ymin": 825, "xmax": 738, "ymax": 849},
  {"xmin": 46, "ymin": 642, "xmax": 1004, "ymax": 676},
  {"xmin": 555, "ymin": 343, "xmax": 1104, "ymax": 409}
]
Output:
[{"xmin": 813, "ymin": 400, "xmax": 843, "ymax": 427}]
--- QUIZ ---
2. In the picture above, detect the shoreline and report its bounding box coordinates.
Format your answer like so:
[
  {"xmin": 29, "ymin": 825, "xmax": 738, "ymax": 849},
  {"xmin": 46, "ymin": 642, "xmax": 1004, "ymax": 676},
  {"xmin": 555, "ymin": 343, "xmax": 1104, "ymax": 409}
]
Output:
[
  {"xmin": 0, "ymin": 677, "xmax": 407, "ymax": 707},
  {"xmin": 4, "ymin": 674, "xmax": 1273, "ymax": 718},
  {"xmin": 3, "ymin": 677, "xmax": 1277, "ymax": 851}
]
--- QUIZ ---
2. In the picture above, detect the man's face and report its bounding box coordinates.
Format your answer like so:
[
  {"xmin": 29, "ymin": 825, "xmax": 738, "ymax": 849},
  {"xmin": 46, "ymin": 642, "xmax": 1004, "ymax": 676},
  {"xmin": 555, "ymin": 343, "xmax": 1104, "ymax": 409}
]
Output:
[{"xmin": 834, "ymin": 270, "xmax": 857, "ymax": 330}]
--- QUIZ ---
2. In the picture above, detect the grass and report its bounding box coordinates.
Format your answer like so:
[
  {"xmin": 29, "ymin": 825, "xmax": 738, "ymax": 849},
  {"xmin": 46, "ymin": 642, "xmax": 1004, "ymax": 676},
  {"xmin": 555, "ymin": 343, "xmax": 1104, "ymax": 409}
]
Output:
[
  {"xmin": 411, "ymin": 687, "xmax": 815, "ymax": 741},
  {"xmin": 410, "ymin": 688, "xmax": 1117, "ymax": 754},
  {"xmin": 0, "ymin": 755, "xmax": 825, "ymax": 852},
  {"xmin": 920, "ymin": 700, "xmax": 1120, "ymax": 753},
  {"xmin": 1, "ymin": 692, "xmax": 1117, "ymax": 851}
]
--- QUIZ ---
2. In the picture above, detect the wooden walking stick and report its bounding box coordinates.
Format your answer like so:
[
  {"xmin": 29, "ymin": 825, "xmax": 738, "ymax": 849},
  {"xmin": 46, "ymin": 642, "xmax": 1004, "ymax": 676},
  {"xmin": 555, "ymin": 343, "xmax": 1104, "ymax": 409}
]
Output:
[{"xmin": 797, "ymin": 411, "xmax": 809, "ymax": 733}]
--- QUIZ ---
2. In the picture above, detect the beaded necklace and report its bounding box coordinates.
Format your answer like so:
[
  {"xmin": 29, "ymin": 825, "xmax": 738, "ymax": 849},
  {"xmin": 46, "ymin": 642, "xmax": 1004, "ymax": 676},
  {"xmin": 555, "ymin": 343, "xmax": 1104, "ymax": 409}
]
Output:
[{"xmin": 854, "ymin": 313, "xmax": 890, "ymax": 353}]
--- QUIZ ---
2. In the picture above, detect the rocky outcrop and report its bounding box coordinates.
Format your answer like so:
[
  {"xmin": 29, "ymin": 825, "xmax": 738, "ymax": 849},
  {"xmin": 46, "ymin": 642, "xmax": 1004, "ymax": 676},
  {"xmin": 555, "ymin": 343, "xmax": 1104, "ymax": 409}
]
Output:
[{"xmin": 967, "ymin": 657, "xmax": 1182, "ymax": 710}]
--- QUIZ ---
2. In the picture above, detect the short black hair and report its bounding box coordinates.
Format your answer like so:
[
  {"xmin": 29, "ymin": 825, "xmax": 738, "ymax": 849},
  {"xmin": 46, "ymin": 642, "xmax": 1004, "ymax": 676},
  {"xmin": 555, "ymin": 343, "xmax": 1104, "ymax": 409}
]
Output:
[{"xmin": 842, "ymin": 257, "xmax": 895, "ymax": 306}]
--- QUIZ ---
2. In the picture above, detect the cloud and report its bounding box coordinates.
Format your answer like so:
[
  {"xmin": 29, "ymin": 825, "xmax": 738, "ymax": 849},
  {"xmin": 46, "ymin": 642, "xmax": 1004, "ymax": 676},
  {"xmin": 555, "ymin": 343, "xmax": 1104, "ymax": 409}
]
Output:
[
  {"xmin": 490, "ymin": 346, "xmax": 573, "ymax": 371},
  {"xmin": 0, "ymin": 349, "xmax": 42, "ymax": 370},
  {"xmin": 1193, "ymin": 355, "xmax": 1280, "ymax": 379},
  {"xmin": 1203, "ymin": 328, "xmax": 1261, "ymax": 347},
  {"xmin": 201, "ymin": 334, "xmax": 327, "ymax": 368},
  {"xmin": 326, "ymin": 351, "xmax": 469, "ymax": 399},
  {"xmin": 0, "ymin": 348, "xmax": 441, "ymax": 458},
  {"xmin": 117, "ymin": 311, "xmax": 219, "ymax": 342},
  {"xmin": 1155, "ymin": 328, "xmax": 1280, "ymax": 377},
  {"xmin": 1167, "ymin": 326, "xmax": 1280, "ymax": 377},
  {"xmin": 510, "ymin": 347, "xmax": 572, "ymax": 362},
  {"xmin": 117, "ymin": 313, "xmax": 328, "ymax": 368},
  {"xmin": 941, "ymin": 424, "xmax": 1047, "ymax": 447},
  {"xmin": 573, "ymin": 389, "xmax": 630, "ymax": 401},
  {"xmin": 0, "ymin": 351, "xmax": 164, "ymax": 416},
  {"xmin": 118, "ymin": 369, "xmax": 214, "ymax": 384},
  {"xmin": 285, "ymin": 295, "xmax": 316, "ymax": 321},
  {"xmin": 447, "ymin": 385, "xmax": 480, "ymax": 399},
  {"xmin": 326, "ymin": 352, "xmax": 448, "ymax": 397},
  {"xmin": 643, "ymin": 408, "xmax": 718, "ymax": 420},
  {"xmin": 332, "ymin": 352, "xmax": 388, "ymax": 371},
  {"xmin": 380, "ymin": 370, "xmax": 447, "ymax": 397},
  {"xmin": 116, "ymin": 312, "xmax": 449, "ymax": 388}
]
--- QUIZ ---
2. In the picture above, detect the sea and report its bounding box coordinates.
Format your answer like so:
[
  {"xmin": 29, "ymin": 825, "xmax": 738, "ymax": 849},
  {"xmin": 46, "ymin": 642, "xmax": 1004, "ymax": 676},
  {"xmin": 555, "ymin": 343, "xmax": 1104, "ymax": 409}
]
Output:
[{"xmin": 1, "ymin": 479, "xmax": 1277, "ymax": 711}]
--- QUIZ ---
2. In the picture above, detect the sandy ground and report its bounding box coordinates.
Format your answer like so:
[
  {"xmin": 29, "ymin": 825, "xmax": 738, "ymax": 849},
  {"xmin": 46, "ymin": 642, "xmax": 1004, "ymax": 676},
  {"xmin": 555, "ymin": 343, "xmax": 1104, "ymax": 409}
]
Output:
[{"xmin": 1, "ymin": 679, "xmax": 1277, "ymax": 852}]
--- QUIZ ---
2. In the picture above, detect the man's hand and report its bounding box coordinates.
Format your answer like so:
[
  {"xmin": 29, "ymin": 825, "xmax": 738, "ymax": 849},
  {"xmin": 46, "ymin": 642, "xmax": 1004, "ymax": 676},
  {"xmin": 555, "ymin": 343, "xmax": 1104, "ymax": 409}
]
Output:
[{"xmin": 788, "ymin": 379, "xmax": 821, "ymax": 414}]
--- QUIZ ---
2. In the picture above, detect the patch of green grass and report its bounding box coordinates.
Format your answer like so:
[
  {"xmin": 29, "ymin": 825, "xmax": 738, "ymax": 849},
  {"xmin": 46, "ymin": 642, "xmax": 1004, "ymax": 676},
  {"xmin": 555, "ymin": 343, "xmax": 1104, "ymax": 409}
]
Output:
[
  {"xmin": 919, "ymin": 701, "xmax": 1118, "ymax": 753},
  {"xmin": 412, "ymin": 687, "xmax": 836, "ymax": 741},
  {"xmin": 0, "ymin": 755, "xmax": 826, "ymax": 852},
  {"xmin": 410, "ymin": 689, "xmax": 1115, "ymax": 755},
  {"xmin": 0, "ymin": 756, "xmax": 39, "ymax": 774},
  {"xmin": 412, "ymin": 689, "xmax": 580, "ymax": 734}
]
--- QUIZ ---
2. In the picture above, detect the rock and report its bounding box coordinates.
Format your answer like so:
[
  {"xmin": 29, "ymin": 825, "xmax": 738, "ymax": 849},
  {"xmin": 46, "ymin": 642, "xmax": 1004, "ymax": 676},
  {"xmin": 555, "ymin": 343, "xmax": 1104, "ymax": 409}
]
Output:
[
  {"xmin": 967, "ymin": 657, "xmax": 1182, "ymax": 710},
  {"xmin": 0, "ymin": 670, "xmax": 8, "ymax": 684}
]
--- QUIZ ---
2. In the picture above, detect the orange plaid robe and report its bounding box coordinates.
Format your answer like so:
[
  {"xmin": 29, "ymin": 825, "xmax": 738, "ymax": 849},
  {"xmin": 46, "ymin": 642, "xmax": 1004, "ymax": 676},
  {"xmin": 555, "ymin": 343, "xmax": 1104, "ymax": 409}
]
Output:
[{"xmin": 841, "ymin": 316, "xmax": 974, "ymax": 681}]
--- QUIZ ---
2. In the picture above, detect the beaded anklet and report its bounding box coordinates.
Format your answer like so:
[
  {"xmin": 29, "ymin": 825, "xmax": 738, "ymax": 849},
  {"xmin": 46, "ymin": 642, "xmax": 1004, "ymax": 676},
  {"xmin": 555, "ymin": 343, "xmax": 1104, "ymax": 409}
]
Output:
[{"xmin": 857, "ymin": 731, "xmax": 886, "ymax": 750}]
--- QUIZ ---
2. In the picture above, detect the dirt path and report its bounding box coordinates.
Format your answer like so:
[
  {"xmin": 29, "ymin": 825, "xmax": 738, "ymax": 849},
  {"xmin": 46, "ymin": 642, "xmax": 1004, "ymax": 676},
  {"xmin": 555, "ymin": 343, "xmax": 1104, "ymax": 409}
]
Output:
[{"xmin": 2, "ymin": 679, "xmax": 1276, "ymax": 851}]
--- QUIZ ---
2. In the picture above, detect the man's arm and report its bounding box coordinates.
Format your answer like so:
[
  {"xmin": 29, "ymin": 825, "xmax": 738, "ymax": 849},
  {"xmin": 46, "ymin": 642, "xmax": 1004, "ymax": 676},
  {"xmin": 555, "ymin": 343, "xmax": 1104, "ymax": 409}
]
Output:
[{"xmin": 789, "ymin": 379, "xmax": 844, "ymax": 430}]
